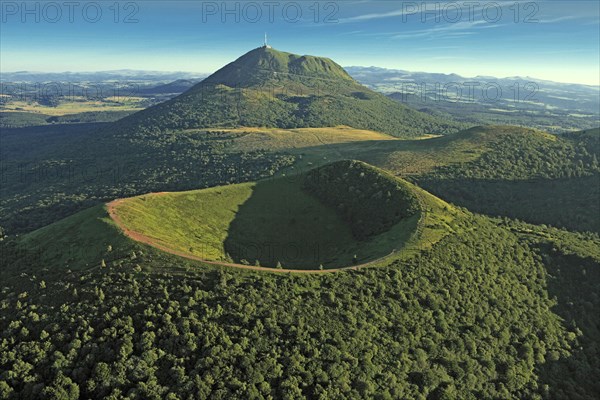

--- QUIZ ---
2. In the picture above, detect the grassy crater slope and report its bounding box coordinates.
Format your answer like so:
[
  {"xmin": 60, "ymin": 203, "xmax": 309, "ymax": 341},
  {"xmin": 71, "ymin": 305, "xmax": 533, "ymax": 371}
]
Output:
[
  {"xmin": 14, "ymin": 205, "xmax": 134, "ymax": 270},
  {"xmin": 109, "ymin": 161, "xmax": 457, "ymax": 270}
]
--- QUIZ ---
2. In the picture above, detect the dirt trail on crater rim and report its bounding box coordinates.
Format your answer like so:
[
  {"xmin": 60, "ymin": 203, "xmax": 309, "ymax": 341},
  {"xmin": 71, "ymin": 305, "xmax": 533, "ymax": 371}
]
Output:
[{"xmin": 106, "ymin": 194, "xmax": 398, "ymax": 274}]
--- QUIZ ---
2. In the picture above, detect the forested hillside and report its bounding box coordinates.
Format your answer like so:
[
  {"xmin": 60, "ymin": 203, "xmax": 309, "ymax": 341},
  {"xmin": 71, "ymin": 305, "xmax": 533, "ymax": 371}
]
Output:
[
  {"xmin": 1, "ymin": 17, "xmax": 598, "ymax": 400},
  {"xmin": 304, "ymin": 160, "xmax": 420, "ymax": 239},
  {"xmin": 1, "ymin": 211, "xmax": 598, "ymax": 399},
  {"xmin": 415, "ymin": 127, "xmax": 600, "ymax": 232}
]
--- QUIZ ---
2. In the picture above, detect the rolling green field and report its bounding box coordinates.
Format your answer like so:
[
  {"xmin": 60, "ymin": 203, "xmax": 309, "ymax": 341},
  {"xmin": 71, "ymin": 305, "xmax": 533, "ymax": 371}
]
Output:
[{"xmin": 247, "ymin": 125, "xmax": 534, "ymax": 178}]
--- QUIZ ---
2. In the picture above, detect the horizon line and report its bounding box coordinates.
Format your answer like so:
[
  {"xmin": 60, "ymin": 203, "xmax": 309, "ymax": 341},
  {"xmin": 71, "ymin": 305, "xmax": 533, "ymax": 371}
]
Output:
[{"xmin": 2, "ymin": 67, "xmax": 599, "ymax": 88}]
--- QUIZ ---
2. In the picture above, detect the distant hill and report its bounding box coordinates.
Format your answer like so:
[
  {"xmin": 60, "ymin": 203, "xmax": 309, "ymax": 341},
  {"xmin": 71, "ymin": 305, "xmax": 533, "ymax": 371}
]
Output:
[
  {"xmin": 137, "ymin": 79, "xmax": 201, "ymax": 95},
  {"xmin": 345, "ymin": 66, "xmax": 600, "ymax": 132},
  {"xmin": 111, "ymin": 47, "xmax": 466, "ymax": 138},
  {"xmin": 0, "ymin": 70, "xmax": 205, "ymax": 82},
  {"xmin": 346, "ymin": 66, "xmax": 600, "ymax": 114}
]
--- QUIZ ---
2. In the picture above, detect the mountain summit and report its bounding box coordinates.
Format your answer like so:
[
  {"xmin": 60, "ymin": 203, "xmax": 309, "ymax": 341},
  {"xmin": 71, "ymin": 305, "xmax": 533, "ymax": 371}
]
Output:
[
  {"xmin": 203, "ymin": 46, "xmax": 355, "ymax": 87},
  {"xmin": 112, "ymin": 47, "xmax": 463, "ymax": 137}
]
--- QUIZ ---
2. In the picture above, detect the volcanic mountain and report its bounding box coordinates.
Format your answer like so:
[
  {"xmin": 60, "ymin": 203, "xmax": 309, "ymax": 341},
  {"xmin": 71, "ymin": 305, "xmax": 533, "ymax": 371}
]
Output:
[{"xmin": 112, "ymin": 46, "xmax": 463, "ymax": 137}]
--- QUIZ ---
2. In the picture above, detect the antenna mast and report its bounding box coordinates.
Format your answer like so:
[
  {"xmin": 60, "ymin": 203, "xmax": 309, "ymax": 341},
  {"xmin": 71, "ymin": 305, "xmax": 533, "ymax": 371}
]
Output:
[{"xmin": 264, "ymin": 33, "xmax": 271, "ymax": 48}]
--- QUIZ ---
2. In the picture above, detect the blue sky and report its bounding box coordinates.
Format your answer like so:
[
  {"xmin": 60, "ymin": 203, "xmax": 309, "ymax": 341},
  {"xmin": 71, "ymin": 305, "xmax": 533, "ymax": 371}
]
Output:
[{"xmin": 1, "ymin": 0, "xmax": 599, "ymax": 85}]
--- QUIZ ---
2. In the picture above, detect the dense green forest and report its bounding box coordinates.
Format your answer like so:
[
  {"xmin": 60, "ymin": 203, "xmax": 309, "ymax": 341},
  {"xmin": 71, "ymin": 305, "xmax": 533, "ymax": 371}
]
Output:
[
  {"xmin": 304, "ymin": 161, "xmax": 420, "ymax": 239},
  {"xmin": 0, "ymin": 112, "xmax": 50, "ymax": 128},
  {"xmin": 420, "ymin": 128, "xmax": 599, "ymax": 180},
  {"xmin": 1, "ymin": 211, "xmax": 598, "ymax": 399},
  {"xmin": 0, "ymin": 111, "xmax": 136, "ymax": 128}
]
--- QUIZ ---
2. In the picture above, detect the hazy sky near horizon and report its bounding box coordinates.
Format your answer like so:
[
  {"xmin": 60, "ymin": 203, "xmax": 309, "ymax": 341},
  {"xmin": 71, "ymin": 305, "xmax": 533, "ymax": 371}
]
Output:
[{"xmin": 1, "ymin": 0, "xmax": 599, "ymax": 85}]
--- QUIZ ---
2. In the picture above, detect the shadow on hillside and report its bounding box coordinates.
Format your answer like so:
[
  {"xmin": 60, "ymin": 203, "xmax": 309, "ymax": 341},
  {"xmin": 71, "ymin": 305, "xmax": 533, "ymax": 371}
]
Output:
[
  {"xmin": 416, "ymin": 177, "xmax": 600, "ymax": 233},
  {"xmin": 537, "ymin": 247, "xmax": 600, "ymax": 398},
  {"xmin": 222, "ymin": 178, "xmax": 352, "ymax": 270}
]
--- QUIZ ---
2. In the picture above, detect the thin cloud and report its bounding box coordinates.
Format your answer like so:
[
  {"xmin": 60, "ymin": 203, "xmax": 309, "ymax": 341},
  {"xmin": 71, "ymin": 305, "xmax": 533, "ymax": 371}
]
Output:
[
  {"xmin": 537, "ymin": 16, "xmax": 575, "ymax": 24},
  {"xmin": 390, "ymin": 20, "xmax": 505, "ymax": 40},
  {"xmin": 339, "ymin": 20, "xmax": 505, "ymax": 41},
  {"xmin": 339, "ymin": 9, "xmax": 412, "ymax": 23},
  {"xmin": 339, "ymin": 1, "xmax": 516, "ymax": 24}
]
